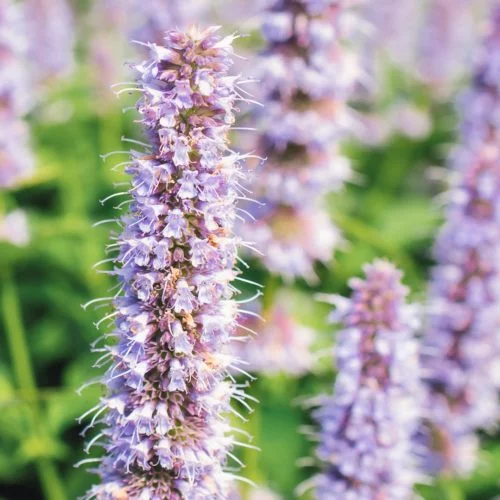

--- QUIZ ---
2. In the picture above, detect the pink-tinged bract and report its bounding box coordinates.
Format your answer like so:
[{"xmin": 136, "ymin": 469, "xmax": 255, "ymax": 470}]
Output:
[
  {"xmin": 311, "ymin": 260, "xmax": 421, "ymax": 499},
  {"xmin": 83, "ymin": 27, "xmax": 253, "ymax": 499}
]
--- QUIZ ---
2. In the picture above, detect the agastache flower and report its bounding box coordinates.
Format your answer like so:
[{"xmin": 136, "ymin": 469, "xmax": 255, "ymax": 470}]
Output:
[
  {"xmin": 0, "ymin": 0, "xmax": 34, "ymax": 188},
  {"xmin": 240, "ymin": 0, "xmax": 361, "ymax": 283},
  {"xmin": 83, "ymin": 27, "xmax": 254, "ymax": 499},
  {"xmin": 25, "ymin": 0, "xmax": 75, "ymax": 83},
  {"xmin": 419, "ymin": 6, "xmax": 500, "ymax": 476},
  {"xmin": 310, "ymin": 260, "xmax": 421, "ymax": 499}
]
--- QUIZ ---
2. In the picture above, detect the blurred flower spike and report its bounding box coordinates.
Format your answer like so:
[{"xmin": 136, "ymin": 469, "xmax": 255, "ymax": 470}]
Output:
[
  {"xmin": 420, "ymin": 4, "xmax": 500, "ymax": 476},
  {"xmin": 241, "ymin": 0, "xmax": 362, "ymax": 283},
  {"xmin": 309, "ymin": 260, "xmax": 421, "ymax": 499}
]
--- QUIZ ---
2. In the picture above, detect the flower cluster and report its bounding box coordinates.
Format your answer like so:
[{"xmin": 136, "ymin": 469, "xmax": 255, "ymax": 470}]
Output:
[
  {"xmin": 85, "ymin": 27, "xmax": 252, "ymax": 499},
  {"xmin": 0, "ymin": 0, "xmax": 34, "ymax": 188},
  {"xmin": 240, "ymin": 0, "xmax": 361, "ymax": 283},
  {"xmin": 420, "ymin": 6, "xmax": 500, "ymax": 475},
  {"xmin": 25, "ymin": 0, "xmax": 75, "ymax": 83},
  {"xmin": 312, "ymin": 260, "xmax": 421, "ymax": 499}
]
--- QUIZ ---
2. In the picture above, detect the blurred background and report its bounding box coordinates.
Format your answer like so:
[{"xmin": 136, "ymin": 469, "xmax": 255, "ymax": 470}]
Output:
[{"xmin": 0, "ymin": 1, "xmax": 499, "ymax": 499}]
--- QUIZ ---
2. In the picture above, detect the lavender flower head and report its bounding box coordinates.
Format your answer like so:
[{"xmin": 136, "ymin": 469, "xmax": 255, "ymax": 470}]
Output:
[
  {"xmin": 0, "ymin": 0, "xmax": 34, "ymax": 188},
  {"xmin": 241, "ymin": 0, "xmax": 361, "ymax": 282},
  {"xmin": 420, "ymin": 5, "xmax": 500, "ymax": 475},
  {"xmin": 311, "ymin": 260, "xmax": 421, "ymax": 499},
  {"xmin": 83, "ymin": 27, "xmax": 253, "ymax": 499}
]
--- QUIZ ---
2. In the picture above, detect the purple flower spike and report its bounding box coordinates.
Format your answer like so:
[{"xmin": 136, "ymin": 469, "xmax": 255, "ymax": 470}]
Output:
[
  {"xmin": 311, "ymin": 260, "xmax": 421, "ymax": 499},
  {"xmin": 84, "ymin": 27, "xmax": 253, "ymax": 499},
  {"xmin": 240, "ymin": 0, "xmax": 362, "ymax": 282},
  {"xmin": 420, "ymin": 6, "xmax": 500, "ymax": 476},
  {"xmin": 0, "ymin": 0, "xmax": 34, "ymax": 188}
]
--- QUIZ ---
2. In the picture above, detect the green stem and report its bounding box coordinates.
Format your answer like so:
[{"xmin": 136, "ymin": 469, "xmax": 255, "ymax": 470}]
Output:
[
  {"xmin": 1, "ymin": 271, "xmax": 37, "ymax": 396},
  {"xmin": 1, "ymin": 269, "xmax": 66, "ymax": 500}
]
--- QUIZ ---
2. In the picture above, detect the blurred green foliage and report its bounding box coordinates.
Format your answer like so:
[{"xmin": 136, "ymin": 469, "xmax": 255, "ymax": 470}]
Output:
[{"xmin": 0, "ymin": 9, "xmax": 499, "ymax": 500}]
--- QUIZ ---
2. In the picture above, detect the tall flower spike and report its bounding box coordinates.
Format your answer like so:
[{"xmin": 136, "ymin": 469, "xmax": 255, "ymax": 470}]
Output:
[
  {"xmin": 84, "ymin": 27, "xmax": 253, "ymax": 499},
  {"xmin": 420, "ymin": 5, "xmax": 500, "ymax": 476},
  {"xmin": 311, "ymin": 260, "xmax": 421, "ymax": 499},
  {"xmin": 240, "ymin": 0, "xmax": 362, "ymax": 283},
  {"xmin": 0, "ymin": 0, "xmax": 34, "ymax": 188}
]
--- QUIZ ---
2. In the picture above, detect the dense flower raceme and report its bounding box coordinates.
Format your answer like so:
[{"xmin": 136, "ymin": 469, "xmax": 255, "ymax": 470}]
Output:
[
  {"xmin": 240, "ymin": 0, "xmax": 362, "ymax": 283},
  {"xmin": 0, "ymin": 0, "xmax": 34, "ymax": 188},
  {"xmin": 25, "ymin": 0, "xmax": 75, "ymax": 83},
  {"xmin": 420, "ymin": 7, "xmax": 500, "ymax": 476},
  {"xmin": 311, "ymin": 260, "xmax": 421, "ymax": 499},
  {"xmin": 83, "ymin": 27, "xmax": 256, "ymax": 499}
]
